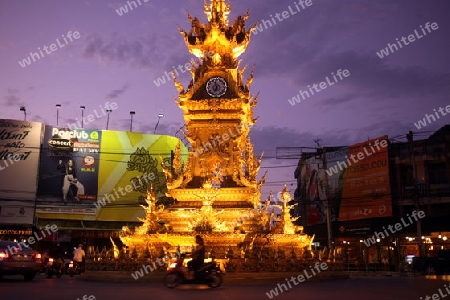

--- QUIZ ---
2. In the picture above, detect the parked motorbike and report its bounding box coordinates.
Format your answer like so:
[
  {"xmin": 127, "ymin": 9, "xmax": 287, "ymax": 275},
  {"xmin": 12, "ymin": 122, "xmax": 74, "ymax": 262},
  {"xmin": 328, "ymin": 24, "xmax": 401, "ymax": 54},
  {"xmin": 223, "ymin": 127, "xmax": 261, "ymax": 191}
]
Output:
[
  {"xmin": 45, "ymin": 257, "xmax": 64, "ymax": 278},
  {"xmin": 163, "ymin": 253, "xmax": 222, "ymax": 288}
]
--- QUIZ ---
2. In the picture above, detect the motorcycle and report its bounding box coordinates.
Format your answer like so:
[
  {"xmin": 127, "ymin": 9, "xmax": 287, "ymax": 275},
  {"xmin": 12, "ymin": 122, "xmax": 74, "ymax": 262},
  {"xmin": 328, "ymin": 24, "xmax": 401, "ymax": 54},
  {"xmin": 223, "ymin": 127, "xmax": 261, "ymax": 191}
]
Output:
[
  {"xmin": 45, "ymin": 257, "xmax": 64, "ymax": 279},
  {"xmin": 68, "ymin": 260, "xmax": 83, "ymax": 277},
  {"xmin": 164, "ymin": 253, "xmax": 222, "ymax": 288}
]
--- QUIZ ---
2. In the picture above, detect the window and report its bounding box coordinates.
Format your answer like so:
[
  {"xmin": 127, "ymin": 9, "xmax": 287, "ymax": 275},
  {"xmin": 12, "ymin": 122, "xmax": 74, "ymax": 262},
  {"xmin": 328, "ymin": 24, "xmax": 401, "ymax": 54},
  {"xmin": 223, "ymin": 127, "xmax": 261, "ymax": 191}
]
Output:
[{"xmin": 428, "ymin": 163, "xmax": 447, "ymax": 184}]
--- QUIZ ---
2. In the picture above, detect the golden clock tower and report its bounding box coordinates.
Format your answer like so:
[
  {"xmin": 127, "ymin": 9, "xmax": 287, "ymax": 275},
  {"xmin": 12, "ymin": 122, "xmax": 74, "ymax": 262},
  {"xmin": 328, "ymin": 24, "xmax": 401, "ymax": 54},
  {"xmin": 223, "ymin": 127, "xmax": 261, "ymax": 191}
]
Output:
[
  {"xmin": 120, "ymin": 1, "xmax": 313, "ymax": 260},
  {"xmin": 162, "ymin": 0, "xmax": 266, "ymax": 222}
]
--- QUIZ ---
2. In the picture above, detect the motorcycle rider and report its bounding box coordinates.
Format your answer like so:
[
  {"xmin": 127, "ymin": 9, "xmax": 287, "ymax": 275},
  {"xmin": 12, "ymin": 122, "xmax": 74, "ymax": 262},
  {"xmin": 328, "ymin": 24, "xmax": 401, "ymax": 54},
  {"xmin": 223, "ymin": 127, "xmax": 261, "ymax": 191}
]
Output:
[
  {"xmin": 187, "ymin": 235, "xmax": 205, "ymax": 279},
  {"xmin": 49, "ymin": 242, "xmax": 65, "ymax": 275},
  {"xmin": 72, "ymin": 244, "xmax": 85, "ymax": 273}
]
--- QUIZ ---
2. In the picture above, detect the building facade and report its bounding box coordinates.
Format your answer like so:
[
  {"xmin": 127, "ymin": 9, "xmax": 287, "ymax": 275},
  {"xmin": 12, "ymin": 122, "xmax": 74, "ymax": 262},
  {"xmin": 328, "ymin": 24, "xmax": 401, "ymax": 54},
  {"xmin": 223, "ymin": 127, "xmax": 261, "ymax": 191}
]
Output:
[
  {"xmin": 293, "ymin": 125, "xmax": 450, "ymax": 270},
  {"xmin": 0, "ymin": 119, "xmax": 187, "ymax": 253}
]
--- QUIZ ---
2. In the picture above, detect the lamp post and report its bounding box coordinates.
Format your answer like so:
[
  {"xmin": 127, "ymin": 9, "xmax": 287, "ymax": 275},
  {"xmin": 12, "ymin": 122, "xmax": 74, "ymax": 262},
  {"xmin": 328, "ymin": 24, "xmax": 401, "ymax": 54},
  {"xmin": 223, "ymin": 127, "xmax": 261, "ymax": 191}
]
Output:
[
  {"xmin": 154, "ymin": 113, "xmax": 164, "ymax": 134},
  {"xmin": 130, "ymin": 111, "xmax": 135, "ymax": 132},
  {"xmin": 80, "ymin": 106, "xmax": 85, "ymax": 128},
  {"xmin": 56, "ymin": 104, "xmax": 61, "ymax": 126},
  {"xmin": 106, "ymin": 109, "xmax": 112, "ymax": 130},
  {"xmin": 20, "ymin": 106, "xmax": 26, "ymax": 121}
]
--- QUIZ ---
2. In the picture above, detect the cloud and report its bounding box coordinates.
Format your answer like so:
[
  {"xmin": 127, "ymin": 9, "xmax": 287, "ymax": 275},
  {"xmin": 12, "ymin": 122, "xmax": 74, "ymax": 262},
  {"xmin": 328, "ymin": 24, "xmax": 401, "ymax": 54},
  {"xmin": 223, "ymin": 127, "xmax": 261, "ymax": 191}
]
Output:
[
  {"xmin": 3, "ymin": 89, "xmax": 22, "ymax": 107},
  {"xmin": 106, "ymin": 84, "xmax": 129, "ymax": 99},
  {"xmin": 298, "ymin": 51, "xmax": 450, "ymax": 100},
  {"xmin": 315, "ymin": 94, "xmax": 356, "ymax": 108},
  {"xmin": 82, "ymin": 33, "xmax": 164, "ymax": 69}
]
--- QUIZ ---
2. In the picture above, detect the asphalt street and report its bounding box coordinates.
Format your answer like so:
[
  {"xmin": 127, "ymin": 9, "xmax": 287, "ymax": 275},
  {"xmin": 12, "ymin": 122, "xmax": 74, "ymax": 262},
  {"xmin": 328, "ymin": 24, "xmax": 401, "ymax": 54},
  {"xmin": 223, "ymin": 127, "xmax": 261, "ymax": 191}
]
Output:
[{"xmin": 1, "ymin": 273, "xmax": 447, "ymax": 300}]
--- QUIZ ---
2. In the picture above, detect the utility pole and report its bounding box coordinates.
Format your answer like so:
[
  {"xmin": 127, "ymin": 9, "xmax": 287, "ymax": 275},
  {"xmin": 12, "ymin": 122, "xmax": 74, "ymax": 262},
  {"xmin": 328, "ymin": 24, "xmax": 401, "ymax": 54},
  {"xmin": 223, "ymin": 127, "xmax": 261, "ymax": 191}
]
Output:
[
  {"xmin": 300, "ymin": 154, "xmax": 308, "ymax": 229},
  {"xmin": 407, "ymin": 130, "xmax": 423, "ymax": 257},
  {"xmin": 315, "ymin": 138, "xmax": 333, "ymax": 252}
]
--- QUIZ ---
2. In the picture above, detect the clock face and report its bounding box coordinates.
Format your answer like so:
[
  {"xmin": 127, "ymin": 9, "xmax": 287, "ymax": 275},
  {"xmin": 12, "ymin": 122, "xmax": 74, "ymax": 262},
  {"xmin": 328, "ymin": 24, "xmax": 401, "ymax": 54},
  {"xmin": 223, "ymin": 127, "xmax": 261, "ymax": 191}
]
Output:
[{"xmin": 206, "ymin": 77, "xmax": 227, "ymax": 97}]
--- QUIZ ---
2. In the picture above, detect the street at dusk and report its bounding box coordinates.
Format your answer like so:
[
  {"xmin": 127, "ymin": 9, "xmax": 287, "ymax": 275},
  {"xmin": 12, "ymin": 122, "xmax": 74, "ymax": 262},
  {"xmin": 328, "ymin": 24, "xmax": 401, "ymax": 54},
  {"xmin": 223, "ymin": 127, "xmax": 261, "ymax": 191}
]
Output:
[
  {"xmin": 0, "ymin": 274, "xmax": 439, "ymax": 300},
  {"xmin": 1, "ymin": 1, "xmax": 450, "ymax": 300}
]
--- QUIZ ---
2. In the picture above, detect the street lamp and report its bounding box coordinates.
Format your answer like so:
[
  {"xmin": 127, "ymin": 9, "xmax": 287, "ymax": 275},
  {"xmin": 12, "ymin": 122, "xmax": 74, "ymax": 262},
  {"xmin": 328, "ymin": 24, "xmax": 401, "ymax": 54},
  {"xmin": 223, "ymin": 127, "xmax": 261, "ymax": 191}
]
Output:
[
  {"xmin": 106, "ymin": 109, "xmax": 112, "ymax": 130},
  {"xmin": 80, "ymin": 106, "xmax": 85, "ymax": 128},
  {"xmin": 154, "ymin": 113, "xmax": 164, "ymax": 134},
  {"xmin": 20, "ymin": 106, "xmax": 26, "ymax": 121},
  {"xmin": 130, "ymin": 111, "xmax": 135, "ymax": 132},
  {"xmin": 56, "ymin": 104, "xmax": 61, "ymax": 126}
]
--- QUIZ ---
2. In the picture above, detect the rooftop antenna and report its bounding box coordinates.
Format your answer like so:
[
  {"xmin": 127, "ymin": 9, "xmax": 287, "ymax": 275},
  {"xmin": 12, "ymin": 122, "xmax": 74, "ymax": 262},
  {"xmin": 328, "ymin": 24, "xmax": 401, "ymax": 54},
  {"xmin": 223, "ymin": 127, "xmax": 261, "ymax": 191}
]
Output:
[{"xmin": 314, "ymin": 138, "xmax": 322, "ymax": 148}]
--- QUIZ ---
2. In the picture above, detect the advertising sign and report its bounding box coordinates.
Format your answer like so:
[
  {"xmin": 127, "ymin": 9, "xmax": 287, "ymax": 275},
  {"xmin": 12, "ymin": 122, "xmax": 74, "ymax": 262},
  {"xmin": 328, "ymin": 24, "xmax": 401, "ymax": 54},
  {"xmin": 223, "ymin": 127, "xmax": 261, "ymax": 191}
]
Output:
[
  {"xmin": 97, "ymin": 131, "xmax": 186, "ymax": 206},
  {"xmin": 297, "ymin": 154, "xmax": 328, "ymax": 225},
  {"xmin": 0, "ymin": 119, "xmax": 43, "ymax": 201},
  {"xmin": 326, "ymin": 136, "xmax": 392, "ymax": 221},
  {"xmin": 0, "ymin": 201, "xmax": 34, "ymax": 225},
  {"xmin": 300, "ymin": 136, "xmax": 392, "ymax": 225},
  {"xmin": 337, "ymin": 136, "xmax": 392, "ymax": 221},
  {"xmin": 36, "ymin": 128, "xmax": 186, "ymax": 222},
  {"xmin": 37, "ymin": 126, "xmax": 101, "ymax": 205}
]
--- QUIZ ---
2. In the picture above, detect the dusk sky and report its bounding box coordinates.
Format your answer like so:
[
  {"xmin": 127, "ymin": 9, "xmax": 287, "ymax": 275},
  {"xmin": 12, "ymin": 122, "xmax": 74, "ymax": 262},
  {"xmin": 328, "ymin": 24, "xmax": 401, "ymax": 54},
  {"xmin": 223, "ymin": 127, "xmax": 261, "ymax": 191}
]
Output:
[{"xmin": 1, "ymin": 0, "xmax": 450, "ymax": 198}]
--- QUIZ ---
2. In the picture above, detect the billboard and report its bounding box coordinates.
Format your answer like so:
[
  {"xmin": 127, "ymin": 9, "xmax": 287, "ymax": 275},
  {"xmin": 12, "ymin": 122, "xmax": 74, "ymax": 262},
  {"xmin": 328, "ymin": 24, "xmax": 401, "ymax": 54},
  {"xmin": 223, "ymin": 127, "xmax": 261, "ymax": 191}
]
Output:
[
  {"xmin": 297, "ymin": 154, "xmax": 329, "ymax": 226},
  {"xmin": 325, "ymin": 136, "xmax": 392, "ymax": 222},
  {"xmin": 298, "ymin": 136, "xmax": 392, "ymax": 225},
  {"xmin": 37, "ymin": 126, "xmax": 101, "ymax": 205},
  {"xmin": 0, "ymin": 119, "xmax": 43, "ymax": 202},
  {"xmin": 97, "ymin": 131, "xmax": 186, "ymax": 206},
  {"xmin": 0, "ymin": 201, "xmax": 35, "ymax": 225},
  {"xmin": 36, "ymin": 128, "xmax": 187, "ymax": 222}
]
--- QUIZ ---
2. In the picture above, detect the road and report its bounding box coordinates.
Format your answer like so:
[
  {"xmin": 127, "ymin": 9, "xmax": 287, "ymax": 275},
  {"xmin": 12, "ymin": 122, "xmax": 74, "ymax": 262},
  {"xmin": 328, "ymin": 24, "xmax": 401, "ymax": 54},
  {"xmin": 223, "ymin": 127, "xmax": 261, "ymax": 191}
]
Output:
[{"xmin": 0, "ymin": 274, "xmax": 448, "ymax": 300}]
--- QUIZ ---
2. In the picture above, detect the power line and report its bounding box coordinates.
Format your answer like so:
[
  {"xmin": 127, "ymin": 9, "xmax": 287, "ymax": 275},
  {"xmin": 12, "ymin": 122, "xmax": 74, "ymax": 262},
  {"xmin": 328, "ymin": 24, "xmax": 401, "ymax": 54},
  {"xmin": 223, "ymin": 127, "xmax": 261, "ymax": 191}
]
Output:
[{"xmin": 260, "ymin": 164, "xmax": 298, "ymax": 169}]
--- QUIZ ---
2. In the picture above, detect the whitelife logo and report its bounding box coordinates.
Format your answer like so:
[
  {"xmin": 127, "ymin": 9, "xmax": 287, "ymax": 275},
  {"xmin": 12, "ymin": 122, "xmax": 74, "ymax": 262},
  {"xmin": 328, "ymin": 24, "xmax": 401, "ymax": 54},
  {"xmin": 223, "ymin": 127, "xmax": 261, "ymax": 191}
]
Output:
[
  {"xmin": 325, "ymin": 139, "xmax": 388, "ymax": 176},
  {"xmin": 153, "ymin": 50, "xmax": 215, "ymax": 87},
  {"xmin": 94, "ymin": 172, "xmax": 155, "ymax": 209},
  {"xmin": 287, "ymin": 69, "xmax": 350, "ymax": 106},
  {"xmin": 420, "ymin": 283, "xmax": 450, "ymax": 300},
  {"xmin": 265, "ymin": 262, "xmax": 328, "ymax": 298},
  {"xmin": 76, "ymin": 295, "xmax": 96, "ymax": 300},
  {"xmin": 252, "ymin": 0, "xmax": 313, "ymax": 35},
  {"xmin": 131, "ymin": 249, "xmax": 181, "ymax": 280},
  {"xmin": 66, "ymin": 102, "xmax": 118, "ymax": 130},
  {"xmin": 192, "ymin": 123, "xmax": 242, "ymax": 157},
  {"xmin": 376, "ymin": 22, "xmax": 439, "ymax": 59},
  {"xmin": 363, "ymin": 210, "xmax": 425, "ymax": 247},
  {"xmin": 414, "ymin": 104, "xmax": 450, "ymax": 130},
  {"xmin": 115, "ymin": 0, "xmax": 149, "ymax": 16},
  {"xmin": 0, "ymin": 224, "xmax": 58, "ymax": 259},
  {"xmin": 18, "ymin": 31, "xmax": 81, "ymax": 68}
]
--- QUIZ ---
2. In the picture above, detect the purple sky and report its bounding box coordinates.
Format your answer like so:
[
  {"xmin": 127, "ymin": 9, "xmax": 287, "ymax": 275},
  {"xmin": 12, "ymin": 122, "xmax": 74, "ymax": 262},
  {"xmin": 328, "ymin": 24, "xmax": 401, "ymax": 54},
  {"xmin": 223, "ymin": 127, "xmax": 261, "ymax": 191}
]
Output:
[{"xmin": 1, "ymin": 0, "xmax": 450, "ymax": 198}]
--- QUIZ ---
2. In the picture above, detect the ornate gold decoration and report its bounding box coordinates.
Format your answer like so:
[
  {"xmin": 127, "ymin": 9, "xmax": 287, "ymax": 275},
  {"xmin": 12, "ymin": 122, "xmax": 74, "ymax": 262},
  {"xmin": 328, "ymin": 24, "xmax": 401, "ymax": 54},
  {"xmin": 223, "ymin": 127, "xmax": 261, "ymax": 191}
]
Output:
[
  {"xmin": 134, "ymin": 188, "xmax": 168, "ymax": 235},
  {"xmin": 272, "ymin": 184, "xmax": 302, "ymax": 235},
  {"xmin": 119, "ymin": 1, "xmax": 313, "ymax": 264}
]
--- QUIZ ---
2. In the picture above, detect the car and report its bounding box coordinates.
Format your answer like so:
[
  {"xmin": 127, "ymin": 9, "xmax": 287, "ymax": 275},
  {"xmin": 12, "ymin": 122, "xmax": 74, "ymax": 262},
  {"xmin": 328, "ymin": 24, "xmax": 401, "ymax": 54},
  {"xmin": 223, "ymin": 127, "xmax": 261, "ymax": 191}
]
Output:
[{"xmin": 0, "ymin": 241, "xmax": 42, "ymax": 281}]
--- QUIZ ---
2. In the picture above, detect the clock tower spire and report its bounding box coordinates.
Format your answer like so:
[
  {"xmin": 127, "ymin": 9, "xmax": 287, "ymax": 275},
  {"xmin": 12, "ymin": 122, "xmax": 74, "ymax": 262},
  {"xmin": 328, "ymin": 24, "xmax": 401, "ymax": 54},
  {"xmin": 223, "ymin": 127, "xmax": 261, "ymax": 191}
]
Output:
[{"xmin": 164, "ymin": 0, "xmax": 264, "ymax": 210}]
